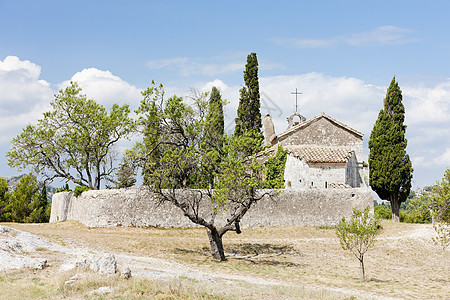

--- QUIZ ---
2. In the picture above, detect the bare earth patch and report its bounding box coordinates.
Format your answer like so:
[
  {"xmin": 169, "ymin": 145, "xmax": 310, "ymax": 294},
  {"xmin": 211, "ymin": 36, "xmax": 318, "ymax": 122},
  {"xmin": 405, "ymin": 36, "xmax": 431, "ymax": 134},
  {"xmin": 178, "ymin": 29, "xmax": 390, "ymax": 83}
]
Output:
[{"xmin": 1, "ymin": 221, "xmax": 448, "ymax": 299}]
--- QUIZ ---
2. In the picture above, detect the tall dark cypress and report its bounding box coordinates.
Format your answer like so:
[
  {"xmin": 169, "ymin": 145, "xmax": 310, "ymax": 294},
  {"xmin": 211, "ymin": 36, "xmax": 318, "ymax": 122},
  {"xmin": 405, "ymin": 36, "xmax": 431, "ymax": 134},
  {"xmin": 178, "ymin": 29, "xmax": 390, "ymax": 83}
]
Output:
[
  {"xmin": 369, "ymin": 77, "xmax": 413, "ymax": 222},
  {"xmin": 205, "ymin": 86, "xmax": 225, "ymax": 147},
  {"xmin": 235, "ymin": 53, "xmax": 262, "ymax": 136}
]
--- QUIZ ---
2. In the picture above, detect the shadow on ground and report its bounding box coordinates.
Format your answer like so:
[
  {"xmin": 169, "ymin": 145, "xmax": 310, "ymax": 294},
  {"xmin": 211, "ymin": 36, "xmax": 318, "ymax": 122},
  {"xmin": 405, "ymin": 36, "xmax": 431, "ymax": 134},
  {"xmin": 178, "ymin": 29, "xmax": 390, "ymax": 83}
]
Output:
[{"xmin": 174, "ymin": 243, "xmax": 307, "ymax": 267}]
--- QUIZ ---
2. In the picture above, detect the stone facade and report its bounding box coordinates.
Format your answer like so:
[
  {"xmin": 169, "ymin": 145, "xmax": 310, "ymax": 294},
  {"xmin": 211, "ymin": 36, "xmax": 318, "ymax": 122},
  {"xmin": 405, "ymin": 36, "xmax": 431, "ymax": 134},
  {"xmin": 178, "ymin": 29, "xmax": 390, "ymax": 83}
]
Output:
[
  {"xmin": 263, "ymin": 112, "xmax": 369, "ymax": 190},
  {"xmin": 50, "ymin": 187, "xmax": 373, "ymax": 228}
]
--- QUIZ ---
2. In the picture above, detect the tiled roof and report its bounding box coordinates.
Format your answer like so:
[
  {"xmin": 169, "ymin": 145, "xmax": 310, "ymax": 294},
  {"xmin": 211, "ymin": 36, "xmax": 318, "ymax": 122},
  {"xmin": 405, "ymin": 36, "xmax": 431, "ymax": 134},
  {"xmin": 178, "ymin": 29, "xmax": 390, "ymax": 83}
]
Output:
[
  {"xmin": 328, "ymin": 183, "xmax": 352, "ymax": 189},
  {"xmin": 285, "ymin": 146, "xmax": 354, "ymax": 163}
]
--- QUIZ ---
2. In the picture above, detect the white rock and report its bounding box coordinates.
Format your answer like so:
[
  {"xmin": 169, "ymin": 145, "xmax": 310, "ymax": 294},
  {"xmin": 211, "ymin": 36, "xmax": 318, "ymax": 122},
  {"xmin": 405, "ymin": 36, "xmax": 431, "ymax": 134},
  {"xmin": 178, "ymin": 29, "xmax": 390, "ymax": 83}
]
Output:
[
  {"xmin": 99, "ymin": 253, "xmax": 117, "ymax": 275},
  {"xmin": 90, "ymin": 286, "xmax": 113, "ymax": 296},
  {"xmin": 122, "ymin": 266, "xmax": 132, "ymax": 279}
]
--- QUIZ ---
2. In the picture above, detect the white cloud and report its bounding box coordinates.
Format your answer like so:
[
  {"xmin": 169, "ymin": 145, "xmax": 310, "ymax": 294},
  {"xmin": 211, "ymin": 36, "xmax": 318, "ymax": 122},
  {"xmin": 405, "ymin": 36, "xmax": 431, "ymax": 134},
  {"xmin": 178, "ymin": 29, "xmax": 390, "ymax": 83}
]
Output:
[
  {"xmin": 0, "ymin": 59, "xmax": 144, "ymax": 149},
  {"xmin": 60, "ymin": 68, "xmax": 142, "ymax": 109},
  {"xmin": 405, "ymin": 81, "xmax": 450, "ymax": 125},
  {"xmin": 272, "ymin": 26, "xmax": 418, "ymax": 49},
  {"xmin": 0, "ymin": 56, "xmax": 53, "ymax": 117},
  {"xmin": 0, "ymin": 55, "xmax": 42, "ymax": 78},
  {"xmin": 0, "ymin": 56, "xmax": 53, "ymax": 144},
  {"xmin": 402, "ymin": 81, "xmax": 450, "ymax": 175},
  {"xmin": 201, "ymin": 79, "xmax": 229, "ymax": 93}
]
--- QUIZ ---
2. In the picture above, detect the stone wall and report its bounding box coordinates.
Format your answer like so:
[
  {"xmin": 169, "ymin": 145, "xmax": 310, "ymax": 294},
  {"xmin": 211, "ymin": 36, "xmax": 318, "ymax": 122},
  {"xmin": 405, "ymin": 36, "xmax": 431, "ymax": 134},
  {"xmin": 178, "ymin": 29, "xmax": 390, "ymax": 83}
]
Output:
[{"xmin": 50, "ymin": 187, "xmax": 373, "ymax": 228}]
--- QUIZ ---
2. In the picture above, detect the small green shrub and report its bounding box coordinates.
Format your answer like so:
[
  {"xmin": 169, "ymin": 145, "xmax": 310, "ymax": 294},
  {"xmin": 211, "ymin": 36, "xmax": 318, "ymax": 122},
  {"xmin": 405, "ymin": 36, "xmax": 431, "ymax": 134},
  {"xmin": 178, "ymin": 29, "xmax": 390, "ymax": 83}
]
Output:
[
  {"xmin": 336, "ymin": 206, "xmax": 381, "ymax": 281},
  {"xmin": 55, "ymin": 183, "xmax": 71, "ymax": 193},
  {"xmin": 73, "ymin": 186, "xmax": 91, "ymax": 197}
]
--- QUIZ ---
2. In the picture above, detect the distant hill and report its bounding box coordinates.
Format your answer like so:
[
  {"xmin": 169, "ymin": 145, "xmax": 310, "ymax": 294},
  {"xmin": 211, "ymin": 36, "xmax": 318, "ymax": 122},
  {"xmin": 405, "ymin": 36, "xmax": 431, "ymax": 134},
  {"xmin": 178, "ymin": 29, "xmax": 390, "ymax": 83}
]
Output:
[{"xmin": 5, "ymin": 175, "xmax": 56, "ymax": 202}]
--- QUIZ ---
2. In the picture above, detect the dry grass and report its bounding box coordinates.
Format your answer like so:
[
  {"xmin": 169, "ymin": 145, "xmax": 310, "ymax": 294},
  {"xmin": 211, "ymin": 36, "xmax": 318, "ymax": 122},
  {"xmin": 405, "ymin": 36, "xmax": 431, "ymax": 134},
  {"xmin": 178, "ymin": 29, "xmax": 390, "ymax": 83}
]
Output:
[
  {"xmin": 3, "ymin": 220, "xmax": 450, "ymax": 299},
  {"xmin": 0, "ymin": 263, "xmax": 343, "ymax": 300}
]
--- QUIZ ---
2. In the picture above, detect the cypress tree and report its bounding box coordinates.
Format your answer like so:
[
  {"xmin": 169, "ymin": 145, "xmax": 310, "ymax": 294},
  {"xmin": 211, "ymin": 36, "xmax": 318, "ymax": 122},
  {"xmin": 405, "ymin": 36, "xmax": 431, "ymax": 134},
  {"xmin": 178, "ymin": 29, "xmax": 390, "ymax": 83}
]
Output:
[
  {"xmin": 234, "ymin": 53, "xmax": 264, "ymax": 156},
  {"xmin": 369, "ymin": 77, "xmax": 413, "ymax": 222},
  {"xmin": 204, "ymin": 86, "xmax": 225, "ymax": 188},
  {"xmin": 235, "ymin": 53, "xmax": 263, "ymax": 133},
  {"xmin": 29, "ymin": 185, "xmax": 50, "ymax": 223},
  {"xmin": 205, "ymin": 86, "xmax": 225, "ymax": 148}
]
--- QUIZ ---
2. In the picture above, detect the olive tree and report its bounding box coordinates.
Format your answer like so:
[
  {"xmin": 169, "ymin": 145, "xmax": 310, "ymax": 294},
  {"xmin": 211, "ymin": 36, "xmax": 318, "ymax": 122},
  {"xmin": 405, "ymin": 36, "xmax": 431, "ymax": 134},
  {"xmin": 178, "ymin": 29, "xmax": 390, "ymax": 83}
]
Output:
[
  {"xmin": 135, "ymin": 82, "xmax": 271, "ymax": 260},
  {"xmin": 7, "ymin": 82, "xmax": 134, "ymax": 189}
]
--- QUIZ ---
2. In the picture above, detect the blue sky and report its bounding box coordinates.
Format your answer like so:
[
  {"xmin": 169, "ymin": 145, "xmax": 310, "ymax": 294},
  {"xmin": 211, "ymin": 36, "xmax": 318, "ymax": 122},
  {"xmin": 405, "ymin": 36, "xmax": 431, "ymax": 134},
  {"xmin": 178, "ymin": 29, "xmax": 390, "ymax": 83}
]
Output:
[{"xmin": 0, "ymin": 0, "xmax": 449, "ymax": 188}]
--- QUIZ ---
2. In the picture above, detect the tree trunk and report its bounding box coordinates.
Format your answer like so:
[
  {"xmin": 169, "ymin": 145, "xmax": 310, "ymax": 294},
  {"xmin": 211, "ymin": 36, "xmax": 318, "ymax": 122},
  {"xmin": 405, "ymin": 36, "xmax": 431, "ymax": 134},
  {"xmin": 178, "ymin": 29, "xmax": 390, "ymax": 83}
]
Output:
[
  {"xmin": 206, "ymin": 227, "xmax": 226, "ymax": 261},
  {"xmin": 390, "ymin": 194, "xmax": 400, "ymax": 222},
  {"xmin": 359, "ymin": 256, "xmax": 365, "ymax": 281}
]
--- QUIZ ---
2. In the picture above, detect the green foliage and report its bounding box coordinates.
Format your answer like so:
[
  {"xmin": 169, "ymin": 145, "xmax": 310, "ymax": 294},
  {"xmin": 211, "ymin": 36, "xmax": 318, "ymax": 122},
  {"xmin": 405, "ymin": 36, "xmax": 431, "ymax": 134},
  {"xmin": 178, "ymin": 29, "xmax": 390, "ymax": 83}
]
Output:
[
  {"xmin": 55, "ymin": 183, "xmax": 71, "ymax": 193},
  {"xmin": 368, "ymin": 77, "xmax": 413, "ymax": 221},
  {"xmin": 205, "ymin": 86, "xmax": 225, "ymax": 148},
  {"xmin": 6, "ymin": 82, "xmax": 134, "ymax": 190},
  {"xmin": 26, "ymin": 185, "xmax": 50, "ymax": 223},
  {"xmin": 9, "ymin": 174, "xmax": 39, "ymax": 222},
  {"xmin": 234, "ymin": 52, "xmax": 263, "ymax": 155},
  {"xmin": 213, "ymin": 134, "xmax": 266, "ymax": 208},
  {"xmin": 430, "ymin": 168, "xmax": 450, "ymax": 249},
  {"xmin": 0, "ymin": 174, "xmax": 50, "ymax": 223},
  {"xmin": 263, "ymin": 146, "xmax": 287, "ymax": 189},
  {"xmin": 136, "ymin": 81, "xmax": 167, "ymax": 186},
  {"xmin": 203, "ymin": 86, "xmax": 226, "ymax": 188},
  {"xmin": 135, "ymin": 82, "xmax": 222, "ymax": 190},
  {"xmin": 400, "ymin": 196, "xmax": 431, "ymax": 223},
  {"xmin": 377, "ymin": 195, "xmax": 432, "ymax": 223},
  {"xmin": 336, "ymin": 206, "xmax": 381, "ymax": 281},
  {"xmin": 0, "ymin": 177, "xmax": 11, "ymax": 222},
  {"xmin": 374, "ymin": 203, "xmax": 392, "ymax": 220},
  {"xmin": 74, "ymin": 185, "xmax": 92, "ymax": 197}
]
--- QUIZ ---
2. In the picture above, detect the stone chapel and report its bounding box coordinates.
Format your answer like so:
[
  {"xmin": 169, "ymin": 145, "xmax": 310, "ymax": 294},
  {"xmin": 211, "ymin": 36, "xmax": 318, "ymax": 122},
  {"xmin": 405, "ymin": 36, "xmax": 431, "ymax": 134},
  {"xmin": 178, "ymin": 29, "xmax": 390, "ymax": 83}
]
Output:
[{"xmin": 263, "ymin": 112, "xmax": 369, "ymax": 190}]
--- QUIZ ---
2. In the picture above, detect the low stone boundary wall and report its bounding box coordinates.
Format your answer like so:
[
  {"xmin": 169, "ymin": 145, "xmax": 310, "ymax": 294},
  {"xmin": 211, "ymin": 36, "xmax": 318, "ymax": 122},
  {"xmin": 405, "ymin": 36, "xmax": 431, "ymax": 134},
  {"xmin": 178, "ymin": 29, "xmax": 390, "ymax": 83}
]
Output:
[{"xmin": 50, "ymin": 187, "xmax": 373, "ymax": 228}]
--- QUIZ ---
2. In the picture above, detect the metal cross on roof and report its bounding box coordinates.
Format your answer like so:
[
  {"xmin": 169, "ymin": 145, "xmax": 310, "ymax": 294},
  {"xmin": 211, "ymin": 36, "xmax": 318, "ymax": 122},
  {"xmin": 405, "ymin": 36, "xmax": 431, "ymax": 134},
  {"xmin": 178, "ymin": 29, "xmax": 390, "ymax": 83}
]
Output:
[{"xmin": 291, "ymin": 88, "xmax": 302, "ymax": 112}]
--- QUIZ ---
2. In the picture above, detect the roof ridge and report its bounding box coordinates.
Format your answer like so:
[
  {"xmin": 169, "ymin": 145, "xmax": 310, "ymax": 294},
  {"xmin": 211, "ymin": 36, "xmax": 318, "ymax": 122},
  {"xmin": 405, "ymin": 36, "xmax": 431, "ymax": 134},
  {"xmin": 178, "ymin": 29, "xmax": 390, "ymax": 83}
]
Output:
[{"xmin": 275, "ymin": 113, "xmax": 363, "ymax": 141}]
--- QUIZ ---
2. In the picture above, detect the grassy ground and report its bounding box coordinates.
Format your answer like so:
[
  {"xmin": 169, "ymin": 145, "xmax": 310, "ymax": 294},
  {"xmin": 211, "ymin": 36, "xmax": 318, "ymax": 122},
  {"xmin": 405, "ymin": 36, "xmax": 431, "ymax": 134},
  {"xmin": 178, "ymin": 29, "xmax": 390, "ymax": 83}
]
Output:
[{"xmin": 1, "ymin": 221, "xmax": 449, "ymax": 299}]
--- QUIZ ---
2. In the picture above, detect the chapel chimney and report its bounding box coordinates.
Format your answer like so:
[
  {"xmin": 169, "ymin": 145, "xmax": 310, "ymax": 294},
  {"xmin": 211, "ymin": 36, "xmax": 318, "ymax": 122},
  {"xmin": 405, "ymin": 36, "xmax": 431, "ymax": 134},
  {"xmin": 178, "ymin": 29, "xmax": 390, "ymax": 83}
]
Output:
[{"xmin": 263, "ymin": 114, "xmax": 277, "ymax": 145}]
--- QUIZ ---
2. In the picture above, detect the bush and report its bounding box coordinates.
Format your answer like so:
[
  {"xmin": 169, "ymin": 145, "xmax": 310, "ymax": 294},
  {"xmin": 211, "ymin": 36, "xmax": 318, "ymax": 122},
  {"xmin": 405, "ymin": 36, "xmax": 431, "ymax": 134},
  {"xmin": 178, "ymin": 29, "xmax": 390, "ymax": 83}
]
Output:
[
  {"xmin": 430, "ymin": 168, "xmax": 450, "ymax": 249},
  {"xmin": 375, "ymin": 198, "xmax": 432, "ymax": 223},
  {"xmin": 55, "ymin": 183, "xmax": 71, "ymax": 193},
  {"xmin": 400, "ymin": 197, "xmax": 432, "ymax": 224},
  {"xmin": 374, "ymin": 203, "xmax": 391, "ymax": 220},
  {"xmin": 74, "ymin": 186, "xmax": 91, "ymax": 197}
]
